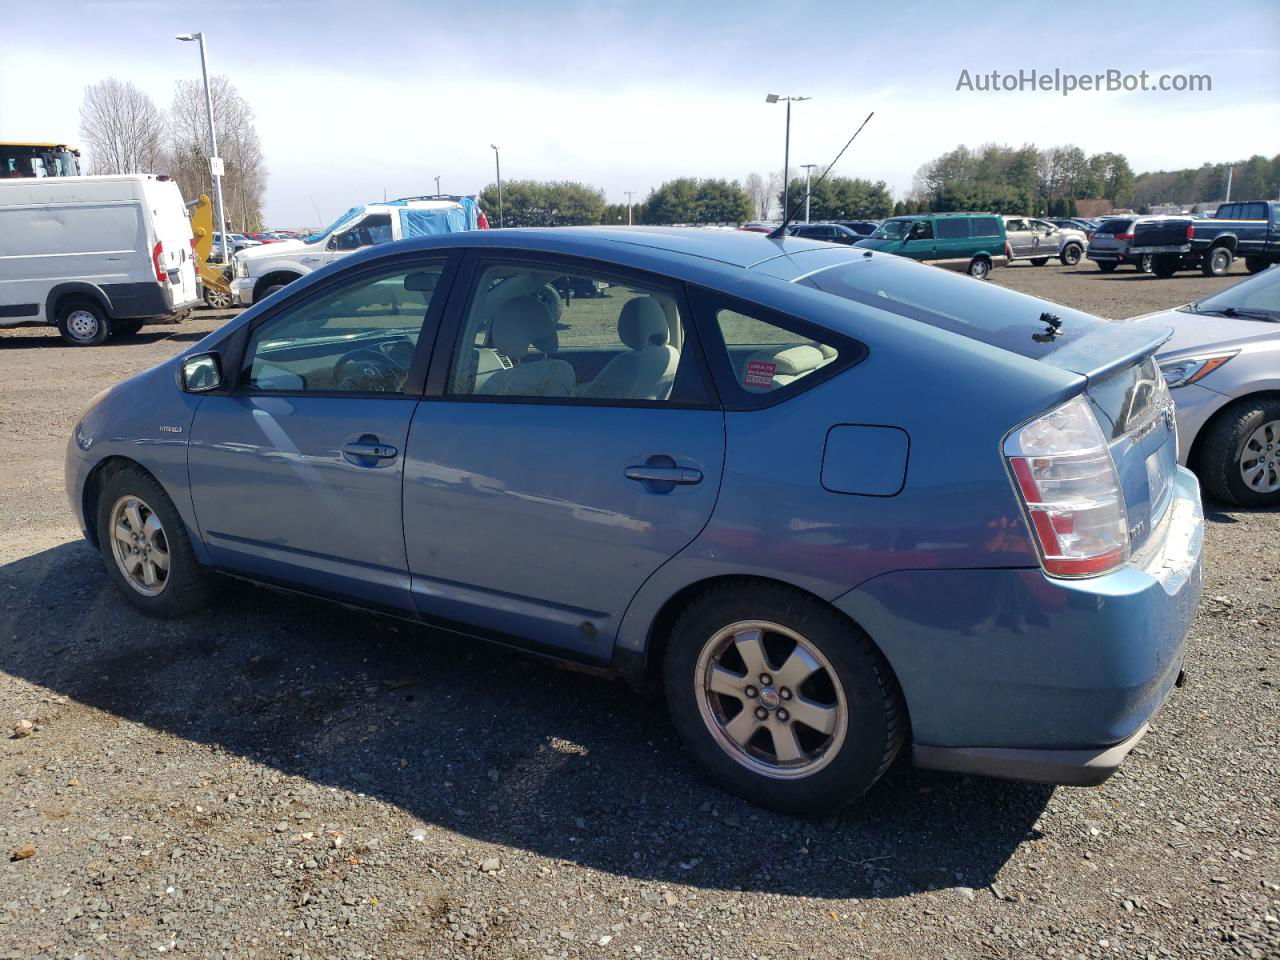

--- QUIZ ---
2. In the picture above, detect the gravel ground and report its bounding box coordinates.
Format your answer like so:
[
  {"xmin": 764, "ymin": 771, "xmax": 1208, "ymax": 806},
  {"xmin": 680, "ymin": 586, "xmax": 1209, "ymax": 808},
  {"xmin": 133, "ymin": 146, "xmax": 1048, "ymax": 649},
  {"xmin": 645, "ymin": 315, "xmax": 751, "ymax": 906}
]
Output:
[{"xmin": 1, "ymin": 261, "xmax": 1276, "ymax": 960}]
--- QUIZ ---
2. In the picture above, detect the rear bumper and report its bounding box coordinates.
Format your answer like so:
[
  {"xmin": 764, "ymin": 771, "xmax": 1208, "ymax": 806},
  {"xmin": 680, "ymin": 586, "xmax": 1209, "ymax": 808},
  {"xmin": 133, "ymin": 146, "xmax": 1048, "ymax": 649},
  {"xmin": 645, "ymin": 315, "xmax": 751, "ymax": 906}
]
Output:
[
  {"xmin": 914, "ymin": 720, "xmax": 1155, "ymax": 786},
  {"xmin": 833, "ymin": 467, "xmax": 1204, "ymax": 786}
]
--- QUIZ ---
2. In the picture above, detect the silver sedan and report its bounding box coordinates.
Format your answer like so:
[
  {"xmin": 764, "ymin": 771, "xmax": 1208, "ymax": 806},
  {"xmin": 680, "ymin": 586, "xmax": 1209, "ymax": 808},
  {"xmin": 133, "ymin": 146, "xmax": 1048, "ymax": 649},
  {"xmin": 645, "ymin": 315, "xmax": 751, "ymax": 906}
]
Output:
[{"xmin": 1138, "ymin": 266, "xmax": 1280, "ymax": 506}]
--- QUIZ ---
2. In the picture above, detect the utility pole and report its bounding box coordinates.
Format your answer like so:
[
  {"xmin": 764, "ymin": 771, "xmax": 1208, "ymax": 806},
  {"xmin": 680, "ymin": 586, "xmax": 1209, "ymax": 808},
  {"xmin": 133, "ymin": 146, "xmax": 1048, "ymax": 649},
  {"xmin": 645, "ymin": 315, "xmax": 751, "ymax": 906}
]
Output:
[
  {"xmin": 766, "ymin": 94, "xmax": 811, "ymax": 222},
  {"xmin": 490, "ymin": 145, "xmax": 503, "ymax": 228},
  {"xmin": 1225, "ymin": 166, "xmax": 1233, "ymax": 203},
  {"xmin": 624, "ymin": 190, "xmax": 634, "ymax": 225},
  {"xmin": 434, "ymin": 175, "xmax": 441, "ymax": 195},
  {"xmin": 800, "ymin": 164, "xmax": 818, "ymax": 222},
  {"xmin": 177, "ymin": 32, "xmax": 229, "ymax": 263}
]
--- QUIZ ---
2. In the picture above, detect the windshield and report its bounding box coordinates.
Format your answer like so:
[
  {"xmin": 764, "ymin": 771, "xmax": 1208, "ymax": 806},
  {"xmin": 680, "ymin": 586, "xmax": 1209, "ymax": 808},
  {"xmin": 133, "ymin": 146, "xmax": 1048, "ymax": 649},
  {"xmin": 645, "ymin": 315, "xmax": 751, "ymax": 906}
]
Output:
[
  {"xmin": 870, "ymin": 220, "xmax": 911, "ymax": 240},
  {"xmin": 304, "ymin": 206, "xmax": 363, "ymax": 244},
  {"xmin": 1187, "ymin": 266, "xmax": 1280, "ymax": 320}
]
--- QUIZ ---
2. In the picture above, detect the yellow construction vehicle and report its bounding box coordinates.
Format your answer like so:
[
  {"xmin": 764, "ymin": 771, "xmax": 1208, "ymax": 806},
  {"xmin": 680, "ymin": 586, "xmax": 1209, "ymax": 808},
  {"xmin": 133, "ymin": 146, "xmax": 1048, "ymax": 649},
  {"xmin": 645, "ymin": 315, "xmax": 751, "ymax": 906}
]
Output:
[{"xmin": 188, "ymin": 194, "xmax": 234, "ymax": 309}]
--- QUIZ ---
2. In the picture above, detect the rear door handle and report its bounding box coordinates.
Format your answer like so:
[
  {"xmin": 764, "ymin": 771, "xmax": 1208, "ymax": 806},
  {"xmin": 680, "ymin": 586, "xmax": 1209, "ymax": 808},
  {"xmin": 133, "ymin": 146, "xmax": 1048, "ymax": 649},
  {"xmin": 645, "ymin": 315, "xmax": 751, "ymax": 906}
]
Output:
[
  {"xmin": 625, "ymin": 466, "xmax": 702, "ymax": 485},
  {"xmin": 342, "ymin": 441, "xmax": 398, "ymax": 460}
]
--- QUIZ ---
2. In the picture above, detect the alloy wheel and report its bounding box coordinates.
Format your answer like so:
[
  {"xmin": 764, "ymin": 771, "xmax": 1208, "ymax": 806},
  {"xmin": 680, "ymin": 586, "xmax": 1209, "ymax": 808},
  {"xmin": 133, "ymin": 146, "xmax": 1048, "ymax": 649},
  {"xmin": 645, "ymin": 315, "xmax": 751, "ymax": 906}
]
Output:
[
  {"xmin": 205, "ymin": 289, "xmax": 233, "ymax": 309},
  {"xmin": 108, "ymin": 495, "xmax": 171, "ymax": 596},
  {"xmin": 694, "ymin": 620, "xmax": 848, "ymax": 781},
  {"xmin": 1239, "ymin": 419, "xmax": 1280, "ymax": 494}
]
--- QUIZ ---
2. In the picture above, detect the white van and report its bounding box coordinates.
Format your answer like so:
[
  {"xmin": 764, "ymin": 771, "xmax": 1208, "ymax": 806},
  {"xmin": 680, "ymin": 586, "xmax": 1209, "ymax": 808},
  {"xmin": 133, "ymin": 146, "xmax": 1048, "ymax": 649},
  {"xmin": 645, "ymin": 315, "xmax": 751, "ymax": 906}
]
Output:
[{"xmin": 0, "ymin": 174, "xmax": 202, "ymax": 345}]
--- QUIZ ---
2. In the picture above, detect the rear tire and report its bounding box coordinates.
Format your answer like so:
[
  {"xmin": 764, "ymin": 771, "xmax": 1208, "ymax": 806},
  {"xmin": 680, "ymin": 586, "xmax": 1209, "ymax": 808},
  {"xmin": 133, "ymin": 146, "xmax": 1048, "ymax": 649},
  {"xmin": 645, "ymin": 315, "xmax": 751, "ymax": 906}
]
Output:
[
  {"xmin": 95, "ymin": 465, "xmax": 214, "ymax": 617},
  {"xmin": 663, "ymin": 582, "xmax": 906, "ymax": 814},
  {"xmin": 1097, "ymin": 261, "xmax": 1117, "ymax": 273},
  {"xmin": 1136, "ymin": 254, "xmax": 1154, "ymax": 273},
  {"xmin": 1197, "ymin": 398, "xmax": 1280, "ymax": 508},
  {"xmin": 1030, "ymin": 257, "xmax": 1050, "ymax": 267},
  {"xmin": 111, "ymin": 319, "xmax": 145, "ymax": 337},
  {"xmin": 1202, "ymin": 246, "xmax": 1233, "ymax": 277},
  {"xmin": 1244, "ymin": 257, "xmax": 1270, "ymax": 275},
  {"xmin": 1152, "ymin": 256, "xmax": 1180, "ymax": 278},
  {"xmin": 1059, "ymin": 244, "xmax": 1082, "ymax": 266},
  {"xmin": 56, "ymin": 298, "xmax": 110, "ymax": 346},
  {"xmin": 967, "ymin": 257, "xmax": 991, "ymax": 280}
]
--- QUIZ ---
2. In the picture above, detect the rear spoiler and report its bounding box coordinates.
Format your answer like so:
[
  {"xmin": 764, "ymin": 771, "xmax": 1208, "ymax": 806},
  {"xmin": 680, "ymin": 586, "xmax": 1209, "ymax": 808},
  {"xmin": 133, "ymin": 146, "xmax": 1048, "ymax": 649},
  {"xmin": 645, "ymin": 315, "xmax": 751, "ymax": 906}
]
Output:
[{"xmin": 1042, "ymin": 319, "xmax": 1173, "ymax": 383}]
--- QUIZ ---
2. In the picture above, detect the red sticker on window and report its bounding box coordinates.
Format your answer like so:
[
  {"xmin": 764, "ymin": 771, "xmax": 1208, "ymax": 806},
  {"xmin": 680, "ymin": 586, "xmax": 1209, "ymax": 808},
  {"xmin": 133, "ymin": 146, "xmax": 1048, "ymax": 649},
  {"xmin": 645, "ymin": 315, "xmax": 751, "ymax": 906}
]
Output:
[{"xmin": 743, "ymin": 359, "xmax": 777, "ymax": 388}]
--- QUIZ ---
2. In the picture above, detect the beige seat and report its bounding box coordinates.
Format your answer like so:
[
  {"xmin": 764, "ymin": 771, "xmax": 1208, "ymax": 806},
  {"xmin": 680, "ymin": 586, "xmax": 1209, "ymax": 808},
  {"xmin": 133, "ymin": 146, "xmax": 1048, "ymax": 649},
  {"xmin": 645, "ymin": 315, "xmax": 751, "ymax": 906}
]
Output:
[
  {"xmin": 476, "ymin": 296, "xmax": 576, "ymax": 397},
  {"xmin": 580, "ymin": 296, "xmax": 679, "ymax": 400},
  {"xmin": 741, "ymin": 343, "xmax": 834, "ymax": 392}
]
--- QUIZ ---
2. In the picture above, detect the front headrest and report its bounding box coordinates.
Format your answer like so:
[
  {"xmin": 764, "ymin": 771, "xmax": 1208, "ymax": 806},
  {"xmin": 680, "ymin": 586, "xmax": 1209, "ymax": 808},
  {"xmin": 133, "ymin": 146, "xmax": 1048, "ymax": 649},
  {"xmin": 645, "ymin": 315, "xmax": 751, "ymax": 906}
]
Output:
[
  {"xmin": 617, "ymin": 296, "xmax": 669, "ymax": 350},
  {"xmin": 491, "ymin": 296, "xmax": 558, "ymax": 357}
]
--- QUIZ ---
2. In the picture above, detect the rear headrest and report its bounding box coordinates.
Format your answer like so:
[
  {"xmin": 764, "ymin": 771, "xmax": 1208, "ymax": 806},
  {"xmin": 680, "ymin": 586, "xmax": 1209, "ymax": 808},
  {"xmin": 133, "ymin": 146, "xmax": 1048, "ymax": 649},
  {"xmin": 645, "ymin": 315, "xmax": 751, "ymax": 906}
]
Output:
[
  {"xmin": 492, "ymin": 296, "xmax": 558, "ymax": 357},
  {"xmin": 749, "ymin": 344, "xmax": 826, "ymax": 376},
  {"xmin": 618, "ymin": 296, "xmax": 669, "ymax": 350}
]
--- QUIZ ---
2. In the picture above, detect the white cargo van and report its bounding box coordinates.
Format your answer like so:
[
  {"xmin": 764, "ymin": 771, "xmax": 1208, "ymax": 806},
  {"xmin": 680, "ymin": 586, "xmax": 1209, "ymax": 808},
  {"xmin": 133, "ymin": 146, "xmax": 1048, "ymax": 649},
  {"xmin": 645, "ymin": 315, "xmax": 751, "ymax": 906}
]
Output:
[{"xmin": 0, "ymin": 174, "xmax": 202, "ymax": 345}]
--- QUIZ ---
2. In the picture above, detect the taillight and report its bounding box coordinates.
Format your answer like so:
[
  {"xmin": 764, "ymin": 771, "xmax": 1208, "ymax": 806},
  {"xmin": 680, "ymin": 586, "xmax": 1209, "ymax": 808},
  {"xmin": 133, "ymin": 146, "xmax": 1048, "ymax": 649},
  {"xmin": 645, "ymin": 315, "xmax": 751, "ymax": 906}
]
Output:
[
  {"xmin": 1117, "ymin": 233, "xmax": 1135, "ymax": 242},
  {"xmin": 1004, "ymin": 395, "xmax": 1129, "ymax": 578},
  {"xmin": 152, "ymin": 241, "xmax": 167, "ymax": 283},
  {"xmin": 1185, "ymin": 224, "xmax": 1194, "ymax": 241}
]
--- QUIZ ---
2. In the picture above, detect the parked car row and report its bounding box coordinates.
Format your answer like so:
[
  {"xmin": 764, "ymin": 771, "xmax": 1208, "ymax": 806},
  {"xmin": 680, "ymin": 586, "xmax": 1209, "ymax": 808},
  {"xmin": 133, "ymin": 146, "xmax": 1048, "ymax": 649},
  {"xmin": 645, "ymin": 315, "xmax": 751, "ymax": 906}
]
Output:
[{"xmin": 1089, "ymin": 202, "xmax": 1280, "ymax": 278}]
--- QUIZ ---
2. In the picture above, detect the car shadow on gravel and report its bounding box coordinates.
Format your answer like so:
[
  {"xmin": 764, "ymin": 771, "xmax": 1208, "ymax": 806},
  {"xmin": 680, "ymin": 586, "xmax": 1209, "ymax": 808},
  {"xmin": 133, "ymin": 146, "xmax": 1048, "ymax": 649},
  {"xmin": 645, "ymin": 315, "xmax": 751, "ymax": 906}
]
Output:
[
  {"xmin": 0, "ymin": 329, "xmax": 211, "ymax": 350},
  {"xmin": 0, "ymin": 541, "xmax": 1052, "ymax": 900}
]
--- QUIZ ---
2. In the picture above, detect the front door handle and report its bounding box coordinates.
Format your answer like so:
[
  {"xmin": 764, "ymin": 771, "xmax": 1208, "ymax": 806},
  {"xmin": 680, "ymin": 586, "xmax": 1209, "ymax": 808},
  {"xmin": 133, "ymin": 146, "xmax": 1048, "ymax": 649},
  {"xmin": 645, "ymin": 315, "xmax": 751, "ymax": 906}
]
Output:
[
  {"xmin": 625, "ymin": 465, "xmax": 702, "ymax": 485},
  {"xmin": 342, "ymin": 441, "xmax": 398, "ymax": 461}
]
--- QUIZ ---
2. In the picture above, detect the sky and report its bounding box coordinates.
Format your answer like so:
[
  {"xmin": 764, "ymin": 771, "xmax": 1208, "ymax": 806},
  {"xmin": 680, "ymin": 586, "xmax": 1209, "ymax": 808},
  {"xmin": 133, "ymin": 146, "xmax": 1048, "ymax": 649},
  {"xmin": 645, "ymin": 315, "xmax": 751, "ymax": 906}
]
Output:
[{"xmin": 2, "ymin": 0, "xmax": 1278, "ymax": 227}]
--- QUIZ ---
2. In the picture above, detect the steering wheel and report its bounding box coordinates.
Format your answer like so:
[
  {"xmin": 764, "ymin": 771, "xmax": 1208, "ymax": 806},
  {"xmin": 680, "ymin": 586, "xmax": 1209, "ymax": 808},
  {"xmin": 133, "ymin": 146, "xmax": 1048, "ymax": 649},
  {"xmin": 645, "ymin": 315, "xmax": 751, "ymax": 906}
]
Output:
[{"xmin": 332, "ymin": 340, "xmax": 410, "ymax": 392}]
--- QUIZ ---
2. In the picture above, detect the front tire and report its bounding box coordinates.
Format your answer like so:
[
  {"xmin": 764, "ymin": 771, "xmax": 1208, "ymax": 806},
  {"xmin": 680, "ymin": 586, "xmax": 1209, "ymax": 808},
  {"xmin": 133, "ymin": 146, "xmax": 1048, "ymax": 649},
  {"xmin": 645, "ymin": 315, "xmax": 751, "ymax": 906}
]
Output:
[
  {"xmin": 663, "ymin": 583, "xmax": 906, "ymax": 814},
  {"xmin": 95, "ymin": 465, "xmax": 213, "ymax": 617},
  {"xmin": 56, "ymin": 298, "xmax": 110, "ymax": 346},
  {"xmin": 1198, "ymin": 399, "xmax": 1280, "ymax": 508},
  {"xmin": 204, "ymin": 288, "xmax": 233, "ymax": 309},
  {"xmin": 1244, "ymin": 256, "xmax": 1270, "ymax": 275},
  {"xmin": 1202, "ymin": 246, "xmax": 1233, "ymax": 277},
  {"xmin": 967, "ymin": 257, "xmax": 991, "ymax": 280},
  {"xmin": 1136, "ymin": 254, "xmax": 1154, "ymax": 273},
  {"xmin": 1152, "ymin": 256, "xmax": 1180, "ymax": 278},
  {"xmin": 1059, "ymin": 243, "xmax": 1082, "ymax": 266}
]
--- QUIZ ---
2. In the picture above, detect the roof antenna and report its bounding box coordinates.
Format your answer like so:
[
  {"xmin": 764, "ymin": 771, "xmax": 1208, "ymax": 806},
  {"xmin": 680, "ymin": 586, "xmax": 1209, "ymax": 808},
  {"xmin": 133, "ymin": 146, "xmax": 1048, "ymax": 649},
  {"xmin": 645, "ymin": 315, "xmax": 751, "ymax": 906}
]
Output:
[{"xmin": 768, "ymin": 111, "xmax": 875, "ymax": 240}]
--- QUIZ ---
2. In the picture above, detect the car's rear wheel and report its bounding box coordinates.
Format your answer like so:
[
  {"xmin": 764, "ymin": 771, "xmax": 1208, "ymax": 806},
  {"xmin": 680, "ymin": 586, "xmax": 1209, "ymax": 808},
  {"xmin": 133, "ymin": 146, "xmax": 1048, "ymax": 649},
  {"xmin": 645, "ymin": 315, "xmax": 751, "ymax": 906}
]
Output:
[
  {"xmin": 95, "ymin": 465, "xmax": 213, "ymax": 617},
  {"xmin": 1152, "ymin": 256, "xmax": 1180, "ymax": 278},
  {"xmin": 1059, "ymin": 244, "xmax": 1082, "ymax": 266},
  {"xmin": 56, "ymin": 298, "xmax": 110, "ymax": 346},
  {"xmin": 663, "ymin": 583, "xmax": 905, "ymax": 814},
  {"xmin": 1030, "ymin": 257, "xmax": 1050, "ymax": 267},
  {"xmin": 1244, "ymin": 256, "xmax": 1270, "ymax": 275},
  {"xmin": 1198, "ymin": 398, "xmax": 1280, "ymax": 507},
  {"xmin": 1137, "ymin": 254, "xmax": 1154, "ymax": 273},
  {"xmin": 111, "ymin": 319, "xmax": 145, "ymax": 337},
  {"xmin": 1097, "ymin": 261, "xmax": 1117, "ymax": 273},
  {"xmin": 1202, "ymin": 246, "xmax": 1233, "ymax": 277},
  {"xmin": 967, "ymin": 257, "xmax": 991, "ymax": 279}
]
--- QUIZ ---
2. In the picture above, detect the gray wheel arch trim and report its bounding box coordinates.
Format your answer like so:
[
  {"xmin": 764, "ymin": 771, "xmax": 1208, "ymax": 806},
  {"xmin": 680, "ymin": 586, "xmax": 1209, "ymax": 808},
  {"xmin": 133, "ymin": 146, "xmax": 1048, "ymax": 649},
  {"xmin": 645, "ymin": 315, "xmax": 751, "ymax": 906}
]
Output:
[{"xmin": 46, "ymin": 281, "xmax": 112, "ymax": 322}]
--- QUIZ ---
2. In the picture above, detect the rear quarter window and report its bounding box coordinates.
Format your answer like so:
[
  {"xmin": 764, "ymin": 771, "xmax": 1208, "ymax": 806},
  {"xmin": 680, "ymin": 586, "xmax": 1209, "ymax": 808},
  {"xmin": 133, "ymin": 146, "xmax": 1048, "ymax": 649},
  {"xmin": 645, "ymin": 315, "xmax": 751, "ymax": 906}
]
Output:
[
  {"xmin": 1096, "ymin": 218, "xmax": 1134, "ymax": 234},
  {"xmin": 971, "ymin": 216, "xmax": 1001, "ymax": 237},
  {"xmin": 936, "ymin": 218, "xmax": 970, "ymax": 239}
]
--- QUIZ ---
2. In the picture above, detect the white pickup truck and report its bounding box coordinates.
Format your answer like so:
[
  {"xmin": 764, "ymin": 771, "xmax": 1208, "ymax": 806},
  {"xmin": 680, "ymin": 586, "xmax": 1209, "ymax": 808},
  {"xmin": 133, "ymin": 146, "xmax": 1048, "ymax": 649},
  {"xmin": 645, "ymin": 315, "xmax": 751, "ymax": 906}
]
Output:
[{"xmin": 229, "ymin": 196, "xmax": 484, "ymax": 306}]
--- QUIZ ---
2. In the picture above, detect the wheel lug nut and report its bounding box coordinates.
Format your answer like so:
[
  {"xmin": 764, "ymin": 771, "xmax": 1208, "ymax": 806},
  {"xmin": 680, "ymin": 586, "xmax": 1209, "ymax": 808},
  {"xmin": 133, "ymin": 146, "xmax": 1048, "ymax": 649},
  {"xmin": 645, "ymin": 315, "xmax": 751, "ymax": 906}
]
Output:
[
  {"xmin": 780, "ymin": 688, "xmax": 792, "ymax": 700},
  {"xmin": 744, "ymin": 685, "xmax": 758, "ymax": 698},
  {"xmin": 754, "ymin": 707, "xmax": 768, "ymax": 720},
  {"xmin": 777, "ymin": 709, "xmax": 789, "ymax": 722},
  {"xmin": 759, "ymin": 674, "xmax": 772, "ymax": 686}
]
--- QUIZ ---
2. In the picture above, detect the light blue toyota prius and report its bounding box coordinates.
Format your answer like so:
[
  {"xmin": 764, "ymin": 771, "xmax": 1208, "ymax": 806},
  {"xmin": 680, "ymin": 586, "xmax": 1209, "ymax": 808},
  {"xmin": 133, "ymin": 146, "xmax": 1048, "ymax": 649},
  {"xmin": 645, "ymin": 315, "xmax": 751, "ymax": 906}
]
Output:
[{"xmin": 66, "ymin": 227, "xmax": 1204, "ymax": 813}]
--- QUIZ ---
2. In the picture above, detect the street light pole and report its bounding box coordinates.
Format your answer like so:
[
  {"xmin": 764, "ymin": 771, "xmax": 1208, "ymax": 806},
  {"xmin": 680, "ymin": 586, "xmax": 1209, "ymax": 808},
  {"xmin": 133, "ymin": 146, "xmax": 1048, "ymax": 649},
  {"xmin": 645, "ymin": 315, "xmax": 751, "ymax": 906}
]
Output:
[
  {"xmin": 434, "ymin": 175, "xmax": 441, "ymax": 195},
  {"xmin": 177, "ymin": 32, "xmax": 229, "ymax": 263},
  {"xmin": 624, "ymin": 190, "xmax": 634, "ymax": 226},
  {"xmin": 490, "ymin": 144, "xmax": 503, "ymax": 228},
  {"xmin": 765, "ymin": 94, "xmax": 810, "ymax": 222},
  {"xmin": 800, "ymin": 164, "xmax": 818, "ymax": 222}
]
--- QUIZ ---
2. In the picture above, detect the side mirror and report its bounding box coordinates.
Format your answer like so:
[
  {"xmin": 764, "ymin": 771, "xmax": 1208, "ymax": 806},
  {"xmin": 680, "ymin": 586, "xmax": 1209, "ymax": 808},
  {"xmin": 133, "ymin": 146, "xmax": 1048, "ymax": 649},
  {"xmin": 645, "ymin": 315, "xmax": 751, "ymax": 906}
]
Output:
[{"xmin": 181, "ymin": 352, "xmax": 223, "ymax": 392}]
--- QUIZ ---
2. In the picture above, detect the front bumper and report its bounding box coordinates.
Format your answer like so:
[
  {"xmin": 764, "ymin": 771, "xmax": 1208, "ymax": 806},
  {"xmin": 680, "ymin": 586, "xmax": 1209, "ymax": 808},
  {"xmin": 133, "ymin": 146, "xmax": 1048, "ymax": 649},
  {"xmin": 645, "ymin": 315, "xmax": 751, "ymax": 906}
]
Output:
[
  {"xmin": 230, "ymin": 277, "xmax": 255, "ymax": 306},
  {"xmin": 834, "ymin": 466, "xmax": 1204, "ymax": 786}
]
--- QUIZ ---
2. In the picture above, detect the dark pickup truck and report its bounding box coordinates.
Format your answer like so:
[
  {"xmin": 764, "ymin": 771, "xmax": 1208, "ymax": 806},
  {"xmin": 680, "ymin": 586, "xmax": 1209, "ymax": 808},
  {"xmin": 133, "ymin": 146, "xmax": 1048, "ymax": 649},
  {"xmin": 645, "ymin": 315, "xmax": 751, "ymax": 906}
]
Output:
[{"xmin": 1130, "ymin": 200, "xmax": 1279, "ymax": 277}]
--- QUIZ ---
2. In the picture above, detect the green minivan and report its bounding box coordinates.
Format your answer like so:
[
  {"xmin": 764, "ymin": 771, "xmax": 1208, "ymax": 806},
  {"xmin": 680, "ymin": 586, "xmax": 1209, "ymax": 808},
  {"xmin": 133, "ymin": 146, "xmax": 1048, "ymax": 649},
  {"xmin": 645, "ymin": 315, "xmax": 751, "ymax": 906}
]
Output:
[{"xmin": 854, "ymin": 213, "xmax": 1009, "ymax": 279}]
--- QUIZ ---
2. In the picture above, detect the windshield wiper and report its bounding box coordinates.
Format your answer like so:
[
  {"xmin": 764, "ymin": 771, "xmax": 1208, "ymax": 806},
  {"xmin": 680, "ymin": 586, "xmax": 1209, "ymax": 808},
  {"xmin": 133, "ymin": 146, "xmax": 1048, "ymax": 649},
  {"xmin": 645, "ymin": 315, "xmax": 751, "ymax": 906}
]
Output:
[{"xmin": 1194, "ymin": 306, "xmax": 1279, "ymax": 322}]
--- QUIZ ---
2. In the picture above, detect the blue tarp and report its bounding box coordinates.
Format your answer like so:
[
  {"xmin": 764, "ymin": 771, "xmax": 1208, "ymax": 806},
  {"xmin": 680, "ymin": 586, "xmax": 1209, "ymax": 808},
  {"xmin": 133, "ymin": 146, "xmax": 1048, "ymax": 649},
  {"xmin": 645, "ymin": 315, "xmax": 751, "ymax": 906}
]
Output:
[{"xmin": 398, "ymin": 206, "xmax": 467, "ymax": 237}]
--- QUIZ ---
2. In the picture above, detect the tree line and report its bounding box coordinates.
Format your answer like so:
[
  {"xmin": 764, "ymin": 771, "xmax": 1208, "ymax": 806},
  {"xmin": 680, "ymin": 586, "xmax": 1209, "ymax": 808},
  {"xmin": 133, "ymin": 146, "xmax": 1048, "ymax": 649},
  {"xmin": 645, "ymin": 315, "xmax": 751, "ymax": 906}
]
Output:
[
  {"xmin": 79, "ymin": 77, "xmax": 267, "ymax": 232},
  {"xmin": 910, "ymin": 142, "xmax": 1280, "ymax": 216}
]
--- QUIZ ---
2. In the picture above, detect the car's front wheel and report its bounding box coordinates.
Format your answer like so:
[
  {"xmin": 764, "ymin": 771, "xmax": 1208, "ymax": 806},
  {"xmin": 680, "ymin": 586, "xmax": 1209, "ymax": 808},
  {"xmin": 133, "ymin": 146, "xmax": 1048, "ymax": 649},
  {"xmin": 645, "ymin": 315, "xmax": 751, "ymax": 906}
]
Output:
[
  {"xmin": 1137, "ymin": 254, "xmax": 1154, "ymax": 273},
  {"xmin": 1244, "ymin": 256, "xmax": 1270, "ymax": 275},
  {"xmin": 663, "ymin": 583, "xmax": 905, "ymax": 814},
  {"xmin": 1199, "ymin": 398, "xmax": 1280, "ymax": 507},
  {"xmin": 1030, "ymin": 257, "xmax": 1050, "ymax": 267},
  {"xmin": 1059, "ymin": 243, "xmax": 1082, "ymax": 266},
  {"xmin": 95, "ymin": 465, "xmax": 213, "ymax": 617}
]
